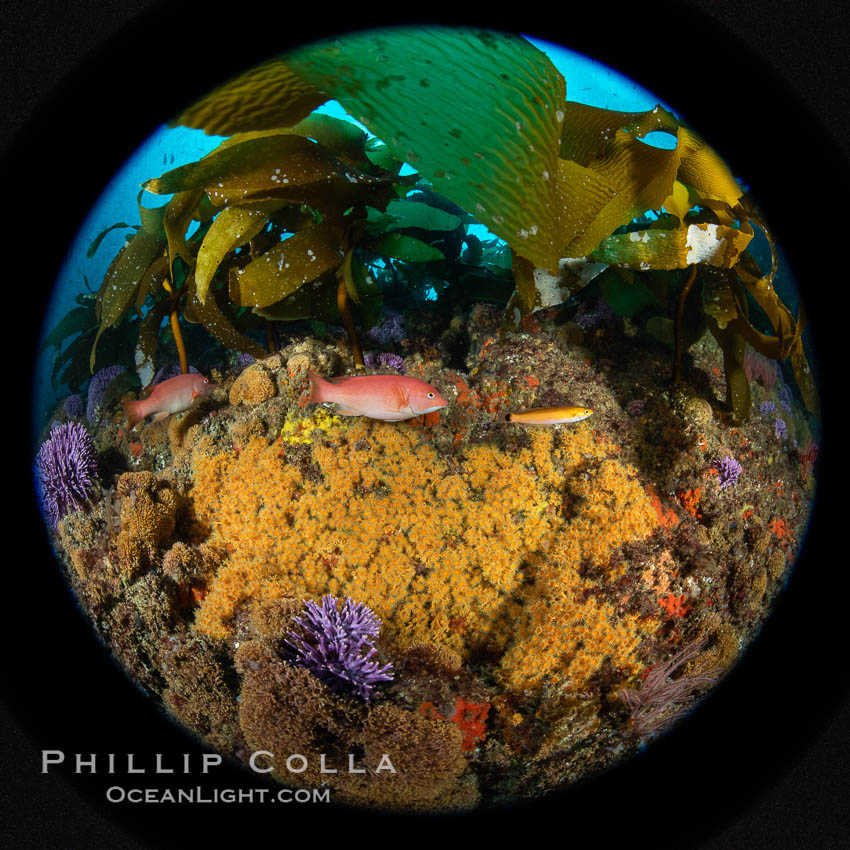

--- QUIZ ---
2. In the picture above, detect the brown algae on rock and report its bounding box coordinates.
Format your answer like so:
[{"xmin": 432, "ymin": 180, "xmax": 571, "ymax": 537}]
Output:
[
  {"xmin": 32, "ymin": 27, "xmax": 821, "ymax": 814},
  {"xmin": 36, "ymin": 301, "xmax": 818, "ymax": 810}
]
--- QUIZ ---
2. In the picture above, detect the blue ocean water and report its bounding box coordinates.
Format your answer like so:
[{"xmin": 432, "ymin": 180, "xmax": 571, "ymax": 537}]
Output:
[{"xmin": 28, "ymin": 33, "xmax": 707, "ymax": 444}]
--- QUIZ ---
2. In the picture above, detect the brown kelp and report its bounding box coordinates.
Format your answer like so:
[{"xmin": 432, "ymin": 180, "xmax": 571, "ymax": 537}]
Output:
[
  {"xmin": 37, "ymin": 28, "xmax": 822, "ymax": 812},
  {"xmin": 45, "ymin": 27, "xmax": 817, "ymax": 423}
]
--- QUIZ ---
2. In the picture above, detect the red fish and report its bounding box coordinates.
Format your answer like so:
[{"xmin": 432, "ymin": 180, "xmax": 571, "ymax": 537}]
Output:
[
  {"xmin": 122, "ymin": 372, "xmax": 215, "ymax": 430},
  {"xmin": 308, "ymin": 371, "xmax": 447, "ymax": 421}
]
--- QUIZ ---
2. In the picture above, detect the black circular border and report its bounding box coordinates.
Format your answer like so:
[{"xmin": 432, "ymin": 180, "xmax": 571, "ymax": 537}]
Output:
[{"xmin": 5, "ymin": 1, "xmax": 845, "ymax": 846}]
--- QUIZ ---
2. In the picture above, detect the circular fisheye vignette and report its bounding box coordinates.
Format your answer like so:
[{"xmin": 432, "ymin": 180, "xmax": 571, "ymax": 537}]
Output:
[{"xmin": 33, "ymin": 25, "xmax": 820, "ymax": 812}]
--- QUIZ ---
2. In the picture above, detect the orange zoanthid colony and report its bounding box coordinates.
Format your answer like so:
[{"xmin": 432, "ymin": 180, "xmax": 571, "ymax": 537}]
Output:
[{"xmin": 188, "ymin": 417, "xmax": 660, "ymax": 693}]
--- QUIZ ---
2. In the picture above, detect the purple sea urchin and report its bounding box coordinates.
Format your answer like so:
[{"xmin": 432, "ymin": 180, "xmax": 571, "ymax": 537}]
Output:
[
  {"xmin": 283, "ymin": 595, "xmax": 394, "ymax": 702},
  {"xmin": 34, "ymin": 421, "xmax": 99, "ymax": 529},
  {"xmin": 363, "ymin": 351, "xmax": 406, "ymax": 373}
]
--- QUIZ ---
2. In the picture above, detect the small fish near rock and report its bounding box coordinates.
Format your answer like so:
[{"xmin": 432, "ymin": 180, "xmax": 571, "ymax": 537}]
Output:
[
  {"xmin": 504, "ymin": 405, "xmax": 594, "ymax": 426},
  {"xmin": 122, "ymin": 373, "xmax": 216, "ymax": 430},
  {"xmin": 308, "ymin": 370, "xmax": 447, "ymax": 422}
]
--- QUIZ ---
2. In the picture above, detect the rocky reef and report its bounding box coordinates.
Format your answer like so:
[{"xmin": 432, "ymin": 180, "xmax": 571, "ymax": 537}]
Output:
[{"xmin": 36, "ymin": 298, "xmax": 816, "ymax": 811}]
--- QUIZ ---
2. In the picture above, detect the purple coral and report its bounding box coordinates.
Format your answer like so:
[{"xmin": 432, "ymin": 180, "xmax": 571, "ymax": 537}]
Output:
[
  {"xmin": 713, "ymin": 455, "xmax": 743, "ymax": 490},
  {"xmin": 366, "ymin": 310, "xmax": 406, "ymax": 345},
  {"xmin": 774, "ymin": 418, "xmax": 788, "ymax": 441},
  {"xmin": 86, "ymin": 365, "xmax": 125, "ymax": 423},
  {"xmin": 363, "ymin": 351, "xmax": 405, "ymax": 373},
  {"xmin": 620, "ymin": 638, "xmax": 717, "ymax": 740},
  {"xmin": 283, "ymin": 595, "xmax": 394, "ymax": 702},
  {"xmin": 34, "ymin": 422, "xmax": 99, "ymax": 529}
]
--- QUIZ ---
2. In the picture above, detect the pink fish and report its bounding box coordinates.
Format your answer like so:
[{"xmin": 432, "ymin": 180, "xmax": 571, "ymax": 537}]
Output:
[
  {"xmin": 308, "ymin": 371, "xmax": 447, "ymax": 421},
  {"xmin": 122, "ymin": 372, "xmax": 216, "ymax": 429}
]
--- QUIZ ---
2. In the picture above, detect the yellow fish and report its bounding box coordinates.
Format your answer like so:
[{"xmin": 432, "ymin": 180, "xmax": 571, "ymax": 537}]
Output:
[{"xmin": 504, "ymin": 405, "xmax": 593, "ymax": 425}]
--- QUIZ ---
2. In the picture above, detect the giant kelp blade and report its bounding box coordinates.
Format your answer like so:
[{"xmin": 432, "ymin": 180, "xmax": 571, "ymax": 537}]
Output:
[
  {"xmin": 590, "ymin": 222, "xmax": 752, "ymax": 270},
  {"xmin": 55, "ymin": 327, "xmax": 98, "ymax": 392},
  {"xmin": 287, "ymin": 114, "xmax": 370, "ymax": 167},
  {"xmin": 87, "ymin": 222, "xmax": 134, "ymax": 258},
  {"xmin": 185, "ymin": 274, "xmax": 267, "ymax": 359},
  {"xmin": 789, "ymin": 338, "xmax": 820, "ymax": 417},
  {"xmin": 39, "ymin": 306, "xmax": 92, "ymax": 354},
  {"xmin": 366, "ymin": 233, "xmax": 445, "ymax": 263},
  {"xmin": 662, "ymin": 180, "xmax": 692, "ymax": 219},
  {"xmin": 228, "ymin": 221, "xmax": 344, "ymax": 308},
  {"xmin": 195, "ymin": 205, "xmax": 280, "ymax": 303},
  {"xmin": 676, "ymin": 127, "xmax": 743, "ymax": 208},
  {"xmin": 733, "ymin": 219, "xmax": 799, "ymax": 357},
  {"xmin": 736, "ymin": 233, "xmax": 819, "ymax": 416},
  {"xmin": 561, "ymin": 131, "xmax": 681, "ymax": 258},
  {"xmin": 708, "ymin": 318, "xmax": 751, "ymax": 423},
  {"xmin": 144, "ymin": 134, "xmax": 391, "ymax": 217},
  {"xmin": 555, "ymin": 102, "xmax": 680, "ymax": 258},
  {"xmin": 511, "ymin": 252, "xmax": 538, "ymax": 316},
  {"xmin": 702, "ymin": 269, "xmax": 752, "ymax": 422},
  {"xmin": 254, "ymin": 274, "xmax": 340, "ymax": 323},
  {"xmin": 135, "ymin": 255, "xmax": 169, "ymax": 317},
  {"xmin": 163, "ymin": 189, "xmax": 205, "ymax": 276},
  {"xmin": 135, "ymin": 300, "xmax": 171, "ymax": 389},
  {"xmin": 364, "ymin": 139, "xmax": 405, "ymax": 174},
  {"xmin": 172, "ymin": 58, "xmax": 328, "ymax": 136},
  {"xmin": 91, "ymin": 228, "xmax": 165, "ymax": 372},
  {"xmin": 590, "ymin": 225, "xmax": 683, "ymax": 269},
  {"xmin": 559, "ymin": 102, "xmax": 679, "ymax": 165},
  {"xmin": 341, "ymin": 251, "xmax": 383, "ymax": 328},
  {"xmin": 701, "ymin": 266, "xmax": 743, "ymax": 330},
  {"xmin": 598, "ymin": 269, "xmax": 659, "ymax": 317},
  {"xmin": 555, "ymin": 158, "xmax": 619, "ymax": 257},
  {"xmin": 702, "ymin": 264, "xmax": 809, "ymax": 397},
  {"xmin": 555, "ymin": 105, "xmax": 745, "ymax": 261},
  {"xmin": 137, "ymin": 191, "xmax": 168, "ymax": 236},
  {"xmin": 738, "ymin": 269, "xmax": 797, "ymax": 355},
  {"xmin": 557, "ymin": 105, "xmax": 741, "ymax": 212},
  {"xmin": 374, "ymin": 198, "xmax": 462, "ymax": 233},
  {"xmin": 285, "ymin": 28, "xmax": 566, "ymax": 270},
  {"xmin": 144, "ymin": 135, "xmax": 336, "ymax": 196}
]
